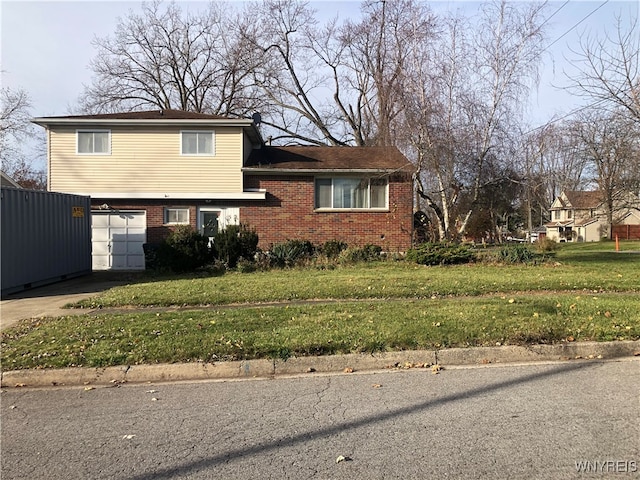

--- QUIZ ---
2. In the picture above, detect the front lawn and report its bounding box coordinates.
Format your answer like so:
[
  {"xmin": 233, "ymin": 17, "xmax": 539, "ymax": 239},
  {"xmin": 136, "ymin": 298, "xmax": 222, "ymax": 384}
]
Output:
[{"xmin": 1, "ymin": 242, "xmax": 639, "ymax": 370}]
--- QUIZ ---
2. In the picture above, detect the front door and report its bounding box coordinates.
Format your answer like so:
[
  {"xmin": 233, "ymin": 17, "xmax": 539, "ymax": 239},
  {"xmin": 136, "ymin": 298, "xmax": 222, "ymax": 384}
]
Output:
[{"xmin": 199, "ymin": 210, "xmax": 220, "ymax": 245}]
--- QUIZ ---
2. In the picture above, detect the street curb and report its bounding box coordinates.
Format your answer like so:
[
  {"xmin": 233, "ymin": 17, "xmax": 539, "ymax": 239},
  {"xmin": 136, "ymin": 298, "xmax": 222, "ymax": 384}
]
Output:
[{"xmin": 2, "ymin": 340, "xmax": 639, "ymax": 388}]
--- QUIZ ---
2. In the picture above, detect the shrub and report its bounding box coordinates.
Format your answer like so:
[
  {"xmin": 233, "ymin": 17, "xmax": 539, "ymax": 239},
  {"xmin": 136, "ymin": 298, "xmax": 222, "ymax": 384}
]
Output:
[
  {"xmin": 270, "ymin": 240, "xmax": 315, "ymax": 268},
  {"xmin": 535, "ymin": 237, "xmax": 558, "ymax": 253},
  {"xmin": 236, "ymin": 258, "xmax": 257, "ymax": 273},
  {"xmin": 338, "ymin": 244, "xmax": 383, "ymax": 264},
  {"xmin": 212, "ymin": 224, "xmax": 259, "ymax": 269},
  {"xmin": 321, "ymin": 240, "xmax": 348, "ymax": 259},
  {"xmin": 406, "ymin": 242, "xmax": 476, "ymax": 266},
  {"xmin": 498, "ymin": 244, "xmax": 535, "ymax": 264},
  {"xmin": 155, "ymin": 225, "xmax": 211, "ymax": 273}
]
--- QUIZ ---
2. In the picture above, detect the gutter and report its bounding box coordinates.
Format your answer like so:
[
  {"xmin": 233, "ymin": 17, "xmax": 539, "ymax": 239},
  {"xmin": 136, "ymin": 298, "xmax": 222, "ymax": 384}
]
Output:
[{"xmin": 74, "ymin": 191, "xmax": 267, "ymax": 200}]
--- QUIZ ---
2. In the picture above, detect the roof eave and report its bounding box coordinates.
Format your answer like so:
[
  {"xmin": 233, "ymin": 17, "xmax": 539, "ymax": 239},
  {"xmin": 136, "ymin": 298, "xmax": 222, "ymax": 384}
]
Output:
[
  {"xmin": 32, "ymin": 117, "xmax": 263, "ymax": 145},
  {"xmin": 242, "ymin": 167, "xmax": 411, "ymax": 174}
]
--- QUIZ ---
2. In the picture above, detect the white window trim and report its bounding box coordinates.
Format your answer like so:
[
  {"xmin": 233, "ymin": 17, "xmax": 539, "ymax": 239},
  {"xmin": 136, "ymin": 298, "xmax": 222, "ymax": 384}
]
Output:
[
  {"xmin": 314, "ymin": 176, "xmax": 389, "ymax": 211},
  {"xmin": 180, "ymin": 130, "xmax": 215, "ymax": 156},
  {"xmin": 164, "ymin": 207, "xmax": 190, "ymax": 225},
  {"xmin": 76, "ymin": 130, "xmax": 111, "ymax": 155}
]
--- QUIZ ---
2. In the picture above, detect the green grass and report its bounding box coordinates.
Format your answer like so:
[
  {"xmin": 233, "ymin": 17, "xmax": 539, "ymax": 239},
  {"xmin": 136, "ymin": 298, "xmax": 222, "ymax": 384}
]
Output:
[
  {"xmin": 70, "ymin": 246, "xmax": 640, "ymax": 309},
  {"xmin": 2, "ymin": 242, "xmax": 639, "ymax": 370},
  {"xmin": 2, "ymin": 293, "xmax": 638, "ymax": 369}
]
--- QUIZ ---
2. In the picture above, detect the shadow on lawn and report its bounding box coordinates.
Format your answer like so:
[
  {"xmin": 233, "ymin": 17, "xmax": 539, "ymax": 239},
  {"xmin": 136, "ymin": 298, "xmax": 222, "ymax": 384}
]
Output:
[{"xmin": 556, "ymin": 250, "xmax": 640, "ymax": 265}]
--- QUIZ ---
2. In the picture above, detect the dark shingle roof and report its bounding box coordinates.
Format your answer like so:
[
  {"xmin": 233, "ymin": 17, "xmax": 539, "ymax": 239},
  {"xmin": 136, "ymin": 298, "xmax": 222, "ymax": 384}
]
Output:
[
  {"xmin": 245, "ymin": 146, "xmax": 413, "ymax": 172},
  {"xmin": 37, "ymin": 109, "xmax": 230, "ymax": 121},
  {"xmin": 564, "ymin": 191, "xmax": 603, "ymax": 209}
]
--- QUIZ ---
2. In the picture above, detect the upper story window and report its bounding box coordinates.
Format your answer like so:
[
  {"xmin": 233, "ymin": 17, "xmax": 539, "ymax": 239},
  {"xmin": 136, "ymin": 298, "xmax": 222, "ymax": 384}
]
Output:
[
  {"xmin": 553, "ymin": 210, "xmax": 560, "ymax": 220},
  {"xmin": 181, "ymin": 131, "xmax": 214, "ymax": 155},
  {"xmin": 315, "ymin": 177, "xmax": 388, "ymax": 210},
  {"xmin": 77, "ymin": 130, "xmax": 110, "ymax": 154},
  {"xmin": 165, "ymin": 207, "xmax": 189, "ymax": 225}
]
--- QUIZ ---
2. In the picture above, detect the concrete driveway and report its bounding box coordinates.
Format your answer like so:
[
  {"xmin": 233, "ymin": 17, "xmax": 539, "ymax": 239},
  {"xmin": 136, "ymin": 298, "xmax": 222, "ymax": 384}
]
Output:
[{"xmin": 0, "ymin": 272, "xmax": 138, "ymax": 331}]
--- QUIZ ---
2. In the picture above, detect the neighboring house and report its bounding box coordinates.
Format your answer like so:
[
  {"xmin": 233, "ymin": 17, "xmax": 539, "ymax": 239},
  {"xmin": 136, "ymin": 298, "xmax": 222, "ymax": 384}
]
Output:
[
  {"xmin": 33, "ymin": 110, "xmax": 414, "ymax": 270},
  {"xmin": 1, "ymin": 170, "xmax": 22, "ymax": 188},
  {"xmin": 545, "ymin": 190, "xmax": 640, "ymax": 242}
]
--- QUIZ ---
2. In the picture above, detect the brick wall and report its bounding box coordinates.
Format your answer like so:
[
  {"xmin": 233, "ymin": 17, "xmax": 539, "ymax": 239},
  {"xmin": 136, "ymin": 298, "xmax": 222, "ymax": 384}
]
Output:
[
  {"xmin": 92, "ymin": 173, "xmax": 414, "ymax": 252},
  {"xmin": 90, "ymin": 201, "xmax": 198, "ymax": 244},
  {"xmin": 242, "ymin": 174, "xmax": 414, "ymax": 251}
]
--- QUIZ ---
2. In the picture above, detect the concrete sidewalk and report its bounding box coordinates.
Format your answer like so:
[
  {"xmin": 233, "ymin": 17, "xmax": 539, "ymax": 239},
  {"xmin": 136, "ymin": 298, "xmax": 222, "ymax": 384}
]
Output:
[{"xmin": 0, "ymin": 272, "xmax": 138, "ymax": 331}]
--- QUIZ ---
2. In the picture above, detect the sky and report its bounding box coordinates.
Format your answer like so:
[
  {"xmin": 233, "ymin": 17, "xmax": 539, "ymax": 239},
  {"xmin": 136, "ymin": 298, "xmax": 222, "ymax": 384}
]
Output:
[{"xmin": 1, "ymin": 0, "xmax": 639, "ymax": 151}]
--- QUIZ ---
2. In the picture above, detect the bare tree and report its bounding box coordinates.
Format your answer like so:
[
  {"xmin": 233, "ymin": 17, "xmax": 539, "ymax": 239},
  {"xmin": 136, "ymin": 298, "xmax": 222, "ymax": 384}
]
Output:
[
  {"xmin": 79, "ymin": 1, "xmax": 261, "ymax": 116},
  {"xmin": 241, "ymin": 0, "xmax": 345, "ymax": 145},
  {"xmin": 1, "ymin": 86, "xmax": 46, "ymax": 189},
  {"xmin": 407, "ymin": 0, "xmax": 547, "ymax": 240},
  {"xmin": 243, "ymin": 0, "xmax": 436, "ymax": 146},
  {"xmin": 567, "ymin": 14, "xmax": 640, "ymax": 123},
  {"xmin": 518, "ymin": 122, "xmax": 588, "ymax": 232},
  {"xmin": 571, "ymin": 110, "xmax": 640, "ymax": 232}
]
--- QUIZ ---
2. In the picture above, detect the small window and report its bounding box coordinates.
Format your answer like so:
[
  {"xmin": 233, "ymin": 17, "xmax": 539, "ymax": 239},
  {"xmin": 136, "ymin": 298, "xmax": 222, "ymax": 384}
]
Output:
[
  {"xmin": 77, "ymin": 130, "xmax": 110, "ymax": 154},
  {"xmin": 181, "ymin": 131, "xmax": 214, "ymax": 155},
  {"xmin": 315, "ymin": 177, "xmax": 388, "ymax": 210},
  {"xmin": 165, "ymin": 207, "xmax": 189, "ymax": 225}
]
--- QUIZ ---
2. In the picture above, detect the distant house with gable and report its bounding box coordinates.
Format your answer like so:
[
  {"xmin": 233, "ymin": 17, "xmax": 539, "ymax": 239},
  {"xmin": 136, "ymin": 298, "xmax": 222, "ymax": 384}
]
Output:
[{"xmin": 545, "ymin": 190, "xmax": 640, "ymax": 242}]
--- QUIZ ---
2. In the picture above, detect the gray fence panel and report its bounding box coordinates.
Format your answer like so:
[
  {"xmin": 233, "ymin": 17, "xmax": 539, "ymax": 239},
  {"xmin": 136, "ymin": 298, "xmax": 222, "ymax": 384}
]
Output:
[{"xmin": 1, "ymin": 188, "xmax": 92, "ymax": 296}]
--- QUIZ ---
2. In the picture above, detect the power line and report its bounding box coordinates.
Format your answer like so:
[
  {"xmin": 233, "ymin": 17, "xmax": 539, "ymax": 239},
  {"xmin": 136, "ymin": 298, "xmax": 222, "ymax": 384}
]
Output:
[
  {"xmin": 523, "ymin": 97, "xmax": 611, "ymax": 135},
  {"xmin": 544, "ymin": 0, "xmax": 611, "ymax": 52},
  {"xmin": 525, "ymin": 0, "xmax": 615, "ymax": 134}
]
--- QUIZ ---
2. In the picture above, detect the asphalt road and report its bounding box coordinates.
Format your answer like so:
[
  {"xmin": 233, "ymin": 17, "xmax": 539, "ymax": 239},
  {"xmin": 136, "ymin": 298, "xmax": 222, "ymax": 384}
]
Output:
[{"xmin": 1, "ymin": 359, "xmax": 638, "ymax": 480}]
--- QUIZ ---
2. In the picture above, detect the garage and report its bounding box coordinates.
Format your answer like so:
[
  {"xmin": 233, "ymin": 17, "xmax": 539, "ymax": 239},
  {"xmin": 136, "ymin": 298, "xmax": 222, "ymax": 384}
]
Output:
[{"xmin": 91, "ymin": 211, "xmax": 146, "ymax": 270}]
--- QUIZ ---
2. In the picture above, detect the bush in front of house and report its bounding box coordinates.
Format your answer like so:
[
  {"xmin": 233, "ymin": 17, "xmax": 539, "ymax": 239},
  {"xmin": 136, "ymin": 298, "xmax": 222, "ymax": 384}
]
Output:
[
  {"xmin": 320, "ymin": 240, "xmax": 348, "ymax": 259},
  {"xmin": 337, "ymin": 244, "xmax": 383, "ymax": 264},
  {"xmin": 406, "ymin": 242, "xmax": 476, "ymax": 266},
  {"xmin": 212, "ymin": 224, "xmax": 259, "ymax": 269},
  {"xmin": 269, "ymin": 240, "xmax": 315, "ymax": 268},
  {"xmin": 154, "ymin": 225, "xmax": 211, "ymax": 273}
]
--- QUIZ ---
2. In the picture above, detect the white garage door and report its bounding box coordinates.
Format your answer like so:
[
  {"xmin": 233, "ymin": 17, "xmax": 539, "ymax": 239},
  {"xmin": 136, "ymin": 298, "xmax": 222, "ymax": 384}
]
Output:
[{"xmin": 92, "ymin": 211, "xmax": 146, "ymax": 270}]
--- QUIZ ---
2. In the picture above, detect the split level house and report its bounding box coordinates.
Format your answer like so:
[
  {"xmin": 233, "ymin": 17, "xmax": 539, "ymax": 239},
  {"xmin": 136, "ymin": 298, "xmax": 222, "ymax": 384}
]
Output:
[
  {"xmin": 33, "ymin": 110, "xmax": 414, "ymax": 270},
  {"xmin": 545, "ymin": 190, "xmax": 640, "ymax": 242}
]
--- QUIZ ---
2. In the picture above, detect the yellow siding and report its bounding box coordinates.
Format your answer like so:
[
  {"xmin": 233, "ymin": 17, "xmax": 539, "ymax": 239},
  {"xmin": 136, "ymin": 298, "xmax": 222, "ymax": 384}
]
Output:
[{"xmin": 49, "ymin": 126, "xmax": 244, "ymax": 194}]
